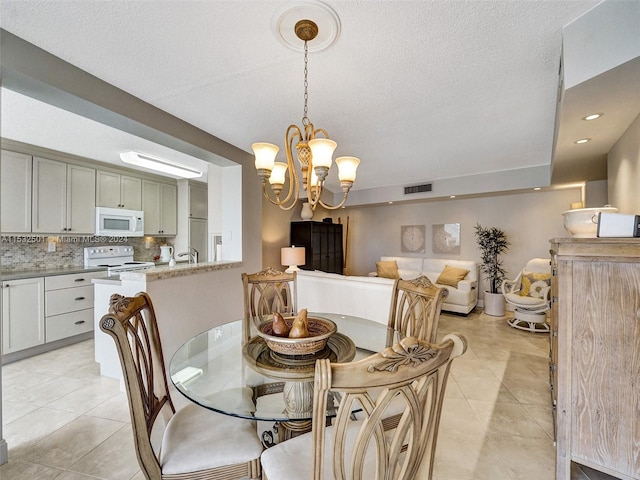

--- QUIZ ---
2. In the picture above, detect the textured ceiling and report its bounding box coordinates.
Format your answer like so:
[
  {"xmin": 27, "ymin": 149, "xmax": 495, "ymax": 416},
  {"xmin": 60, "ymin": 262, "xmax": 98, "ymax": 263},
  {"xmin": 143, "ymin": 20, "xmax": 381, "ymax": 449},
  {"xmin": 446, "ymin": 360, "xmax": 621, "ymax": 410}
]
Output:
[{"xmin": 2, "ymin": 0, "xmax": 633, "ymax": 204}]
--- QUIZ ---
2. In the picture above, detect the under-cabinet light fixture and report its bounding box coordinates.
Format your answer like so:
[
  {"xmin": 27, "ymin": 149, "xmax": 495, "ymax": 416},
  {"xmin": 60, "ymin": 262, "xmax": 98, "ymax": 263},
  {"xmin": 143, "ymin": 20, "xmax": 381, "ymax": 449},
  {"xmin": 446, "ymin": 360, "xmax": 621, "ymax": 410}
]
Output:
[{"xmin": 120, "ymin": 151, "xmax": 203, "ymax": 179}]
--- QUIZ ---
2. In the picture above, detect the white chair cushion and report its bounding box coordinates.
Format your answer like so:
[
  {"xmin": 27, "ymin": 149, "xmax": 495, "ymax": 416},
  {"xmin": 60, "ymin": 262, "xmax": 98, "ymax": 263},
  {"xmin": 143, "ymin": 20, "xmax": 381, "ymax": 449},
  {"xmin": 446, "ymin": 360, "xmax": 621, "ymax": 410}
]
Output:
[
  {"xmin": 160, "ymin": 403, "xmax": 263, "ymax": 475},
  {"xmin": 505, "ymin": 292, "xmax": 547, "ymax": 307},
  {"xmin": 261, "ymin": 421, "xmax": 376, "ymax": 480}
]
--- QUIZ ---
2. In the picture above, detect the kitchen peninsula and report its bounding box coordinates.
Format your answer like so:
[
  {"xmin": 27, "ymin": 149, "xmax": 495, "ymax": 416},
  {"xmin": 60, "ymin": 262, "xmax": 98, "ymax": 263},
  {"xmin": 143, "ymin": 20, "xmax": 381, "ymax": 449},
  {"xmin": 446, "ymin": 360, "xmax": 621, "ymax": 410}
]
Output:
[{"xmin": 93, "ymin": 260, "xmax": 242, "ymax": 381}]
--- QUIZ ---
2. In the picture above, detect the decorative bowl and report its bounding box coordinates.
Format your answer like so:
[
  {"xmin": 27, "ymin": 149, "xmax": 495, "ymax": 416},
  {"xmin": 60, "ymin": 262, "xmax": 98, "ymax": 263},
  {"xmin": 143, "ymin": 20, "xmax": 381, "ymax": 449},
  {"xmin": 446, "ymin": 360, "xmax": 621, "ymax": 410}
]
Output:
[
  {"xmin": 562, "ymin": 206, "xmax": 618, "ymax": 237},
  {"xmin": 257, "ymin": 316, "xmax": 337, "ymax": 356}
]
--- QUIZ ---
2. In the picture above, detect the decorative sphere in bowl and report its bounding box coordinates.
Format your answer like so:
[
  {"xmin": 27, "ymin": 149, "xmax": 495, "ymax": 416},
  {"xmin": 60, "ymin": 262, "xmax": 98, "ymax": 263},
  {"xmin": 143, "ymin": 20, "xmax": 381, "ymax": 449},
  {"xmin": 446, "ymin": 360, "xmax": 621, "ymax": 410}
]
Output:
[
  {"xmin": 257, "ymin": 316, "xmax": 337, "ymax": 355},
  {"xmin": 562, "ymin": 206, "xmax": 617, "ymax": 237}
]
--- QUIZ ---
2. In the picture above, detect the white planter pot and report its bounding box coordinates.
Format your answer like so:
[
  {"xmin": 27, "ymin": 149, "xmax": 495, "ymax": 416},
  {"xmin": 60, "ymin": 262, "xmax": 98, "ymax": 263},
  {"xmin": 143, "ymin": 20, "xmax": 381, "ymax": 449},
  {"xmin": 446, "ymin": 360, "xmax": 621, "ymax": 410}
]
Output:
[{"xmin": 483, "ymin": 291, "xmax": 505, "ymax": 317}]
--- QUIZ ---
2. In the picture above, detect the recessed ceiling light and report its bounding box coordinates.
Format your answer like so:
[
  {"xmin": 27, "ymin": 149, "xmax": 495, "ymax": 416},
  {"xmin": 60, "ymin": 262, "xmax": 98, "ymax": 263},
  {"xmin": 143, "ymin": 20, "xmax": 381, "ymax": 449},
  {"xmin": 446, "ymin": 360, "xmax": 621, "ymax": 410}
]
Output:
[
  {"xmin": 388, "ymin": 201, "xmax": 393, "ymax": 204},
  {"xmin": 582, "ymin": 113, "xmax": 603, "ymax": 121},
  {"xmin": 450, "ymin": 195, "xmax": 456, "ymax": 198},
  {"xmin": 534, "ymin": 187, "xmax": 541, "ymax": 191},
  {"xmin": 575, "ymin": 138, "xmax": 591, "ymax": 144}
]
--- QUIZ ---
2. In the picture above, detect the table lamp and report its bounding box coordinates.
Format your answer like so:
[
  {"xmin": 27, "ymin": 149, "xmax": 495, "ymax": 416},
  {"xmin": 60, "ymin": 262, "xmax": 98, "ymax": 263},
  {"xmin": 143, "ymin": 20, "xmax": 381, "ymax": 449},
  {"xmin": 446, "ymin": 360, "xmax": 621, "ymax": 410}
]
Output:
[{"xmin": 281, "ymin": 246, "xmax": 306, "ymax": 273}]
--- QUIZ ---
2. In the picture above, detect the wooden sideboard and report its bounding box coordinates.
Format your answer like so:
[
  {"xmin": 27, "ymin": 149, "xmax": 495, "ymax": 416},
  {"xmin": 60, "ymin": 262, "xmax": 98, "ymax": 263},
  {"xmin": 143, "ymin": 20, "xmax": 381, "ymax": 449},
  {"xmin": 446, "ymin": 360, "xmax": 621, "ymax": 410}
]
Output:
[
  {"xmin": 550, "ymin": 238, "xmax": 640, "ymax": 480},
  {"xmin": 290, "ymin": 221, "xmax": 343, "ymax": 275}
]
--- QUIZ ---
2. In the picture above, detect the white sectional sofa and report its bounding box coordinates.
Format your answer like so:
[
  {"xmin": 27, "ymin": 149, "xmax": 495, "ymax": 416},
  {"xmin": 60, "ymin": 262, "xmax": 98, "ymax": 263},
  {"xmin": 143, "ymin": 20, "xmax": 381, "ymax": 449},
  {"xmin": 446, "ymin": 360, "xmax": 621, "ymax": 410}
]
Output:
[
  {"xmin": 296, "ymin": 257, "xmax": 478, "ymax": 322},
  {"xmin": 297, "ymin": 270, "xmax": 395, "ymax": 325},
  {"xmin": 373, "ymin": 256, "xmax": 478, "ymax": 315}
]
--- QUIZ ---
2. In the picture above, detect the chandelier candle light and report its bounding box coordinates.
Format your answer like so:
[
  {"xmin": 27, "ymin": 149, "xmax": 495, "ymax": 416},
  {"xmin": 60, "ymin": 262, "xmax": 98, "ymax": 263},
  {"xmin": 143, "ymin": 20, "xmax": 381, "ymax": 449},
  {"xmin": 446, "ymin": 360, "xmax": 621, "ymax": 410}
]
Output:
[{"xmin": 252, "ymin": 18, "xmax": 360, "ymax": 211}]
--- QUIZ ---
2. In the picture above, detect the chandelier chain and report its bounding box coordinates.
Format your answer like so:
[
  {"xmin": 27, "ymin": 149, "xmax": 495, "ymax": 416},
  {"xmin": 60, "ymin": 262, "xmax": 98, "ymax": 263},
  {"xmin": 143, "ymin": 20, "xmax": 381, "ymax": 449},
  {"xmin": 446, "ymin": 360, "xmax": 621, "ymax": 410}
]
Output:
[{"xmin": 302, "ymin": 40, "xmax": 310, "ymax": 127}]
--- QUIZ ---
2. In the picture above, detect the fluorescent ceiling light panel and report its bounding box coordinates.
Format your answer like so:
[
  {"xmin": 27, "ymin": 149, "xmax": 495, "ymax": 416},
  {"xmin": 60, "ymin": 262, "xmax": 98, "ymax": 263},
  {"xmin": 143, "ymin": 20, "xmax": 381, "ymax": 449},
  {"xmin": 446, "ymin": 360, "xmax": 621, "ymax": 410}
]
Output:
[{"xmin": 120, "ymin": 151, "xmax": 203, "ymax": 178}]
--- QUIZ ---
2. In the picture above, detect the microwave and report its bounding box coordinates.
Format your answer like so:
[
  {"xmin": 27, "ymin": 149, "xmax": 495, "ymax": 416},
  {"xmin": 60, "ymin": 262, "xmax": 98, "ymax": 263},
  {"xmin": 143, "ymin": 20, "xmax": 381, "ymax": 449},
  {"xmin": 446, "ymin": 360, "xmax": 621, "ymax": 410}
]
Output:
[{"xmin": 95, "ymin": 207, "xmax": 144, "ymax": 237}]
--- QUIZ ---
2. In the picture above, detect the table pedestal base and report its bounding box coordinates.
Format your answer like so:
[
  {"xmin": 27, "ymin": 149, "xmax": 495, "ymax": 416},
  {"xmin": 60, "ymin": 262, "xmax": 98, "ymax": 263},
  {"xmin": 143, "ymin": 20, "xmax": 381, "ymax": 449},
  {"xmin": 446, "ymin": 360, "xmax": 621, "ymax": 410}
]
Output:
[{"xmin": 281, "ymin": 380, "xmax": 313, "ymax": 440}]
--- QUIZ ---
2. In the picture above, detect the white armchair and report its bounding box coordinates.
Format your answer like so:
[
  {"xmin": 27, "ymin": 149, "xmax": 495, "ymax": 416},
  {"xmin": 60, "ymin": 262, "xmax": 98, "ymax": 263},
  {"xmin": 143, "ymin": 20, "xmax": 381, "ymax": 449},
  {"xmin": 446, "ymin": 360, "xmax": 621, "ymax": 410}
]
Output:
[{"xmin": 501, "ymin": 258, "xmax": 551, "ymax": 333}]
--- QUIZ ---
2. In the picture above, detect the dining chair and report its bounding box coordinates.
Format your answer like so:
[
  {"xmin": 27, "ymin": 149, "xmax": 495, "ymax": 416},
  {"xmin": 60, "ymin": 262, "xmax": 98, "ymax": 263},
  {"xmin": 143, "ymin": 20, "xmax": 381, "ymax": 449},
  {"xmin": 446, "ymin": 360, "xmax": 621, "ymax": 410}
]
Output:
[
  {"xmin": 241, "ymin": 267, "xmax": 297, "ymax": 344},
  {"xmin": 99, "ymin": 292, "xmax": 263, "ymax": 480},
  {"xmin": 388, "ymin": 274, "xmax": 449, "ymax": 343},
  {"xmin": 349, "ymin": 275, "xmax": 450, "ymax": 432},
  {"xmin": 260, "ymin": 333, "xmax": 467, "ymax": 480}
]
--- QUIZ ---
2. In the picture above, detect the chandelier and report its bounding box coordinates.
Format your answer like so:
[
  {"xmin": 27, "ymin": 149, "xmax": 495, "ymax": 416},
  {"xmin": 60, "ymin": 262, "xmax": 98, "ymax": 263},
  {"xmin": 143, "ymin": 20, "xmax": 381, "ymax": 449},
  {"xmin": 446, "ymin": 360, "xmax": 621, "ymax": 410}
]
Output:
[{"xmin": 252, "ymin": 18, "xmax": 360, "ymax": 211}]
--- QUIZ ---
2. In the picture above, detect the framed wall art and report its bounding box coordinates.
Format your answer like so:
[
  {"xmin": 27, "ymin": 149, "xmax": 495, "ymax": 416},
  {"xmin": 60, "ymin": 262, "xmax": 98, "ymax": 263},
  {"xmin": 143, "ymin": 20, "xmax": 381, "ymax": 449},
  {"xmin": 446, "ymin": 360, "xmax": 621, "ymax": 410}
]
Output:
[
  {"xmin": 401, "ymin": 225, "xmax": 425, "ymax": 253},
  {"xmin": 432, "ymin": 223, "xmax": 460, "ymax": 254}
]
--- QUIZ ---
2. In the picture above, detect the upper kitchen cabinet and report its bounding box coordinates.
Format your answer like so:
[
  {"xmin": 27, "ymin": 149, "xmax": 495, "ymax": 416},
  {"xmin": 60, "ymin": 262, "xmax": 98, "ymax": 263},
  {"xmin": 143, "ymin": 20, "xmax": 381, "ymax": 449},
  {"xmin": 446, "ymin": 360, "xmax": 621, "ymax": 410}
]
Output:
[
  {"xmin": 1, "ymin": 150, "xmax": 32, "ymax": 233},
  {"xmin": 96, "ymin": 170, "xmax": 142, "ymax": 210},
  {"xmin": 32, "ymin": 157, "xmax": 96, "ymax": 234},
  {"xmin": 142, "ymin": 180, "xmax": 177, "ymax": 235},
  {"xmin": 189, "ymin": 183, "xmax": 208, "ymax": 219}
]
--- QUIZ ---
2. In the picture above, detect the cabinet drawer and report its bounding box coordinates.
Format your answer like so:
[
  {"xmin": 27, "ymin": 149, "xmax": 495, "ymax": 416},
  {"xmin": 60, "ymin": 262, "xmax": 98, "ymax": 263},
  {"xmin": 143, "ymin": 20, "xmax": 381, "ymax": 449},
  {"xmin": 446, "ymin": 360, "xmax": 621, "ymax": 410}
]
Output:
[
  {"xmin": 46, "ymin": 285, "xmax": 94, "ymax": 316},
  {"xmin": 45, "ymin": 272, "xmax": 105, "ymax": 291},
  {"xmin": 46, "ymin": 309, "xmax": 93, "ymax": 342}
]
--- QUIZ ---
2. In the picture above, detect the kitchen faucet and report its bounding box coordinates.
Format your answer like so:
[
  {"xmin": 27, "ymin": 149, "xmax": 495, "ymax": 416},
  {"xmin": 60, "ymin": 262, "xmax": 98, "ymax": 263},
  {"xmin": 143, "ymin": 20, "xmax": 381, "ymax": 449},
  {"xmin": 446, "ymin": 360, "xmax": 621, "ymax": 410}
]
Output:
[{"xmin": 177, "ymin": 247, "xmax": 199, "ymax": 264}]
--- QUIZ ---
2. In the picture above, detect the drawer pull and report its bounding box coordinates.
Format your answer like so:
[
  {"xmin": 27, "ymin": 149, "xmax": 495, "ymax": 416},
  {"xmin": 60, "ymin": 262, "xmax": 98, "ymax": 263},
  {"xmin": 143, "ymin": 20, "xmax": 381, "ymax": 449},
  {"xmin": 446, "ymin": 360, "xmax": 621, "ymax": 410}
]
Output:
[
  {"xmin": 74, "ymin": 296, "xmax": 86, "ymax": 301},
  {"xmin": 74, "ymin": 278, "xmax": 86, "ymax": 282},
  {"xmin": 74, "ymin": 320, "xmax": 86, "ymax": 325}
]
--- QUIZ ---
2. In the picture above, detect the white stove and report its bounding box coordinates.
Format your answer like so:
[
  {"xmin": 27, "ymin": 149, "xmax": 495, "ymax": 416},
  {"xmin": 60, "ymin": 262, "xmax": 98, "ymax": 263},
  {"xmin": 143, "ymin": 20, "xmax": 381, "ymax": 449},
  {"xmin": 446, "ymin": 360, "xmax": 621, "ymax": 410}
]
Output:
[{"xmin": 84, "ymin": 245, "xmax": 155, "ymax": 276}]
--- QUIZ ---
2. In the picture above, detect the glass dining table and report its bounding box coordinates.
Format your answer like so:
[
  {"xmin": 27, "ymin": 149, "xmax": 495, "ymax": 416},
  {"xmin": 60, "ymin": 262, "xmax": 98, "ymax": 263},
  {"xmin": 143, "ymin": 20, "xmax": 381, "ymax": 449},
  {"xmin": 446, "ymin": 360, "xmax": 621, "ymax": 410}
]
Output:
[{"xmin": 169, "ymin": 312, "xmax": 402, "ymax": 443}]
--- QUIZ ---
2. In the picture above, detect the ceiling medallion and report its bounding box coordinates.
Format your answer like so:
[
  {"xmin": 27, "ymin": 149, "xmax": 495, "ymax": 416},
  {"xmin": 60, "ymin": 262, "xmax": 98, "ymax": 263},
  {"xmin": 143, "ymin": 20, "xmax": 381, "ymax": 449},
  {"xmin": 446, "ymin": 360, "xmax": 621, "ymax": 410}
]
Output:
[{"xmin": 272, "ymin": 0, "xmax": 341, "ymax": 52}]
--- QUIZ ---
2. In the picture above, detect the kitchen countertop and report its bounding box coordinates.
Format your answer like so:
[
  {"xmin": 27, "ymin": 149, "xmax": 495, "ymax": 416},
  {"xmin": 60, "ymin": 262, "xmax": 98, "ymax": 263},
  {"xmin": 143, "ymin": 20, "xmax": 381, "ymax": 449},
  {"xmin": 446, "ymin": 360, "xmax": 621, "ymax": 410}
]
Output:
[
  {"xmin": 120, "ymin": 260, "xmax": 241, "ymax": 282},
  {"xmin": 92, "ymin": 274, "xmax": 121, "ymax": 285},
  {"xmin": 1, "ymin": 265, "xmax": 108, "ymax": 281}
]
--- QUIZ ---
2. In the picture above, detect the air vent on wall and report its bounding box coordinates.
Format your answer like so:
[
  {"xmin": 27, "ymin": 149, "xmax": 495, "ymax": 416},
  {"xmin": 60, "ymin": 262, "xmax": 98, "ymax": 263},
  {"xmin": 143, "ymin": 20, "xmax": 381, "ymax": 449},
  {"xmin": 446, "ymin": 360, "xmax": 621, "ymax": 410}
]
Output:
[{"xmin": 404, "ymin": 183, "xmax": 432, "ymax": 195}]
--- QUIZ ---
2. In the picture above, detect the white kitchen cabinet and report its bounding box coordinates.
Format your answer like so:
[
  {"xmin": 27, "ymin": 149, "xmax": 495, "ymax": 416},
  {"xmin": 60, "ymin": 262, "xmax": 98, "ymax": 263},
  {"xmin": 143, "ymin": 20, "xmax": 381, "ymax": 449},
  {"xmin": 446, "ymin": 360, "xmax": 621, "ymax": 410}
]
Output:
[
  {"xmin": 44, "ymin": 272, "xmax": 102, "ymax": 343},
  {"xmin": 67, "ymin": 163, "xmax": 97, "ymax": 233},
  {"xmin": 142, "ymin": 180, "xmax": 177, "ymax": 235},
  {"xmin": 96, "ymin": 170, "xmax": 142, "ymax": 210},
  {"xmin": 32, "ymin": 156, "xmax": 65, "ymax": 233},
  {"xmin": 189, "ymin": 183, "xmax": 208, "ymax": 219},
  {"xmin": 32, "ymin": 157, "xmax": 96, "ymax": 234},
  {"xmin": 2, "ymin": 277, "xmax": 45, "ymax": 354},
  {"xmin": 1, "ymin": 150, "xmax": 32, "ymax": 233}
]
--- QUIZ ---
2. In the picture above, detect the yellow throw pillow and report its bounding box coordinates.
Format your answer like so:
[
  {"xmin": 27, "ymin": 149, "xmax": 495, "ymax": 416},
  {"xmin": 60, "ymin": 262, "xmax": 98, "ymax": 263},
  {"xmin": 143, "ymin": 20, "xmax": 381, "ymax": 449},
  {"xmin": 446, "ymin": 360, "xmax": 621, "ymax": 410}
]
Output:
[
  {"xmin": 519, "ymin": 272, "xmax": 551, "ymax": 298},
  {"xmin": 376, "ymin": 260, "xmax": 399, "ymax": 279},
  {"xmin": 436, "ymin": 264, "xmax": 470, "ymax": 288}
]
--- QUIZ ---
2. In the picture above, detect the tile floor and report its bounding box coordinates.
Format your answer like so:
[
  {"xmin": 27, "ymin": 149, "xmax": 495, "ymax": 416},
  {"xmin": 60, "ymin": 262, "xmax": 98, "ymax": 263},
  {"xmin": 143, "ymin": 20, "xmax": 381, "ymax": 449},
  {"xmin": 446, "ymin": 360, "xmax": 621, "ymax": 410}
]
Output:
[{"xmin": 0, "ymin": 310, "xmax": 608, "ymax": 479}]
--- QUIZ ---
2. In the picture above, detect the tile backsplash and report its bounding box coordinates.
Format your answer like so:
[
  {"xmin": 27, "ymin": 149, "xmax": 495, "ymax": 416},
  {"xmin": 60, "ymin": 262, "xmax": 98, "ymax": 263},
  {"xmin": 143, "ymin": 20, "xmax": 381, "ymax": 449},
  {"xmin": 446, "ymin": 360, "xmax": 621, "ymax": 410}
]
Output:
[{"xmin": 0, "ymin": 235, "xmax": 171, "ymax": 271}]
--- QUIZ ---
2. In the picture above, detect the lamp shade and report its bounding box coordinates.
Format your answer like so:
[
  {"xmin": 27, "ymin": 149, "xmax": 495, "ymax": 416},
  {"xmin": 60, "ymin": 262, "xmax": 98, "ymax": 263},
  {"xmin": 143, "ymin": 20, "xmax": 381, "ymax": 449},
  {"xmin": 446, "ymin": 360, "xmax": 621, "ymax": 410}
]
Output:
[
  {"xmin": 269, "ymin": 162, "xmax": 288, "ymax": 185},
  {"xmin": 336, "ymin": 156, "xmax": 360, "ymax": 182},
  {"xmin": 252, "ymin": 142, "xmax": 279, "ymax": 171},
  {"xmin": 281, "ymin": 246, "xmax": 306, "ymax": 273},
  {"xmin": 309, "ymin": 168, "xmax": 320, "ymax": 187},
  {"xmin": 308, "ymin": 138, "xmax": 337, "ymax": 169}
]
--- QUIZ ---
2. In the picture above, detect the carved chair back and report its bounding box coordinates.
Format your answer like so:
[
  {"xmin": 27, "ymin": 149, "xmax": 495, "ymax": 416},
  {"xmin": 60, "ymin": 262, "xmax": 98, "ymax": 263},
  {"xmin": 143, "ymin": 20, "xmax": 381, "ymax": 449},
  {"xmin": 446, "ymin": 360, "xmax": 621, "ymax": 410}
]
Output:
[
  {"xmin": 388, "ymin": 275, "xmax": 449, "ymax": 343},
  {"xmin": 242, "ymin": 268, "xmax": 297, "ymax": 343},
  {"xmin": 311, "ymin": 334, "xmax": 466, "ymax": 480},
  {"xmin": 99, "ymin": 292, "xmax": 173, "ymax": 480}
]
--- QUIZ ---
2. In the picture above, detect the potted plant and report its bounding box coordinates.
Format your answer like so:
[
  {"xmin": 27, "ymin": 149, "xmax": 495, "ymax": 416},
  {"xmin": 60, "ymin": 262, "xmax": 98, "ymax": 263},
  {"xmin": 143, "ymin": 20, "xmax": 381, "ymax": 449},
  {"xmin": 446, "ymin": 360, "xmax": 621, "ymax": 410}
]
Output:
[{"xmin": 474, "ymin": 223, "xmax": 510, "ymax": 316}]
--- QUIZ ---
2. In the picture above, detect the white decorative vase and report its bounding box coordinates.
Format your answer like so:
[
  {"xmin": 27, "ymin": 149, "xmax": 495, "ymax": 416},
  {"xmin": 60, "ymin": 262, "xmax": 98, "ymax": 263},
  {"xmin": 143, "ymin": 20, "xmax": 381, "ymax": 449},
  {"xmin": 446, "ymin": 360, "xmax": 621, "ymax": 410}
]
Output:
[
  {"xmin": 300, "ymin": 202, "xmax": 313, "ymax": 221},
  {"xmin": 483, "ymin": 291, "xmax": 505, "ymax": 317}
]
